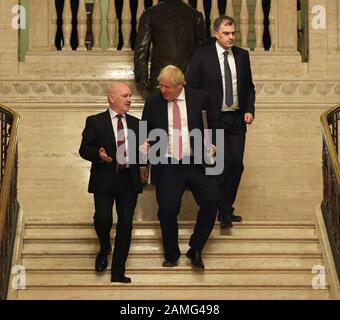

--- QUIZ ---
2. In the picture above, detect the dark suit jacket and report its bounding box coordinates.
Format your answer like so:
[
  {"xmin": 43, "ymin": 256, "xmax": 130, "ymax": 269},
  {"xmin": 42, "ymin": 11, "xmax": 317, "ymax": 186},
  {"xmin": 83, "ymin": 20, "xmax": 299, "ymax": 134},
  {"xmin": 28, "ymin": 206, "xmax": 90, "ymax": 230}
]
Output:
[
  {"xmin": 134, "ymin": 0, "xmax": 206, "ymax": 89},
  {"xmin": 141, "ymin": 87, "xmax": 210, "ymax": 184},
  {"xmin": 79, "ymin": 110, "xmax": 143, "ymax": 194},
  {"xmin": 187, "ymin": 43, "xmax": 256, "ymax": 128}
]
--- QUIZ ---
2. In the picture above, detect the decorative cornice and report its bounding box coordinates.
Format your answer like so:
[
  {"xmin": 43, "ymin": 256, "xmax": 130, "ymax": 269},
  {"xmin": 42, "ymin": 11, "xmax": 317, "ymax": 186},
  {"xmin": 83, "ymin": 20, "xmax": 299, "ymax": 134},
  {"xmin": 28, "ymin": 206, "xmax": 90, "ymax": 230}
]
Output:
[
  {"xmin": 0, "ymin": 79, "xmax": 340, "ymax": 102},
  {"xmin": 255, "ymin": 81, "xmax": 340, "ymax": 97},
  {"xmin": 0, "ymin": 80, "xmax": 118, "ymax": 97}
]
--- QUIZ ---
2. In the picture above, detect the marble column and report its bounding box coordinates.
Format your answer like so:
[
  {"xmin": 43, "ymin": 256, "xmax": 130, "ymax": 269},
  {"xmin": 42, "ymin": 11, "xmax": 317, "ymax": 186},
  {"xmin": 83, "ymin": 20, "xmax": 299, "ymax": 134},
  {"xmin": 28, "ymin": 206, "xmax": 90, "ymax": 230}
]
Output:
[
  {"xmin": 0, "ymin": 0, "xmax": 20, "ymax": 74},
  {"xmin": 308, "ymin": 0, "xmax": 328, "ymax": 75},
  {"xmin": 276, "ymin": 0, "xmax": 298, "ymax": 52},
  {"xmin": 28, "ymin": 0, "xmax": 52, "ymax": 52}
]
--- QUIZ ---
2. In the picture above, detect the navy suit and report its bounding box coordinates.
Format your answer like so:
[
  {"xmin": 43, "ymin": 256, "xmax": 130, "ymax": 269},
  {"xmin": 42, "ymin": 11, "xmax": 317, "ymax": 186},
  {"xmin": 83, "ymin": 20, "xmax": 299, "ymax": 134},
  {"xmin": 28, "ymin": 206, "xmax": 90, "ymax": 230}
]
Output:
[
  {"xmin": 187, "ymin": 44, "xmax": 256, "ymax": 221},
  {"xmin": 141, "ymin": 87, "xmax": 218, "ymax": 262}
]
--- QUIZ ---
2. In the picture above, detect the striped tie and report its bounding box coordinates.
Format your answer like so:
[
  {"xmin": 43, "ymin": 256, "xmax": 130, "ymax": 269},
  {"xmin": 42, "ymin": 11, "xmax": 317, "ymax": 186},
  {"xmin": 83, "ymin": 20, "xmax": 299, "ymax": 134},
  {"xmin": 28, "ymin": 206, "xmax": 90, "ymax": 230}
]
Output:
[{"xmin": 116, "ymin": 114, "xmax": 126, "ymax": 171}]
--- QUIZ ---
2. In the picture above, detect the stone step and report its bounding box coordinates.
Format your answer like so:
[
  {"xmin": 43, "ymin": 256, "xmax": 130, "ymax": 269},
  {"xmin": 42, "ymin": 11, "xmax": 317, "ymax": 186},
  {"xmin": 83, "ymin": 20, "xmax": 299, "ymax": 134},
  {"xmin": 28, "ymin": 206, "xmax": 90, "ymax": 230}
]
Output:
[
  {"xmin": 17, "ymin": 220, "xmax": 330, "ymax": 300},
  {"xmin": 23, "ymin": 270, "xmax": 328, "ymax": 288},
  {"xmin": 23, "ymin": 225, "xmax": 317, "ymax": 240},
  {"xmin": 22, "ymin": 239, "xmax": 321, "ymax": 256},
  {"xmin": 25, "ymin": 221, "xmax": 316, "ymax": 227},
  {"xmin": 18, "ymin": 287, "xmax": 331, "ymax": 300},
  {"xmin": 22, "ymin": 255, "xmax": 322, "ymax": 272}
]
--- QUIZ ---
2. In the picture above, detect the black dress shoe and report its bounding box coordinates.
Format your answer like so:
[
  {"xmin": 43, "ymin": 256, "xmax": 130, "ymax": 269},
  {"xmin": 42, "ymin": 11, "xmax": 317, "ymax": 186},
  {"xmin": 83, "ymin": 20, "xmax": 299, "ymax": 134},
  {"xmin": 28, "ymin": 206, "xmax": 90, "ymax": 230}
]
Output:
[
  {"xmin": 220, "ymin": 215, "xmax": 233, "ymax": 229},
  {"xmin": 220, "ymin": 220, "xmax": 233, "ymax": 229},
  {"xmin": 231, "ymin": 213, "xmax": 242, "ymax": 222},
  {"xmin": 186, "ymin": 248, "xmax": 204, "ymax": 270},
  {"xmin": 218, "ymin": 212, "xmax": 233, "ymax": 228},
  {"xmin": 95, "ymin": 253, "xmax": 108, "ymax": 272},
  {"xmin": 162, "ymin": 260, "xmax": 178, "ymax": 267},
  {"xmin": 95, "ymin": 245, "xmax": 112, "ymax": 272},
  {"xmin": 111, "ymin": 275, "xmax": 132, "ymax": 283}
]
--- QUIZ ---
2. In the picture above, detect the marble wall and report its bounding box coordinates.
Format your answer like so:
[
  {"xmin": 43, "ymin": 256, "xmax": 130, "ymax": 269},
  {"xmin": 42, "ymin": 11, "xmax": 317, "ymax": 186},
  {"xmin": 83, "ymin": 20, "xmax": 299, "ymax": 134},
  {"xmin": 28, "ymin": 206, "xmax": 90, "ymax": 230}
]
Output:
[
  {"xmin": 13, "ymin": 101, "xmax": 325, "ymax": 223},
  {"xmin": 1, "ymin": 0, "xmax": 340, "ymax": 223}
]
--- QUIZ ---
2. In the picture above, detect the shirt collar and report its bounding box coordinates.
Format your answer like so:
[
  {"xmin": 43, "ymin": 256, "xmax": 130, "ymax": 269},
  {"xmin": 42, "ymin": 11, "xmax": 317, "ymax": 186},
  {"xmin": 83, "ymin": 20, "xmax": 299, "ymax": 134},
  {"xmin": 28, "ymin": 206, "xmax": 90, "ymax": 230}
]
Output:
[
  {"xmin": 109, "ymin": 108, "xmax": 125, "ymax": 119},
  {"xmin": 215, "ymin": 41, "xmax": 233, "ymax": 57},
  {"xmin": 174, "ymin": 87, "xmax": 185, "ymax": 102}
]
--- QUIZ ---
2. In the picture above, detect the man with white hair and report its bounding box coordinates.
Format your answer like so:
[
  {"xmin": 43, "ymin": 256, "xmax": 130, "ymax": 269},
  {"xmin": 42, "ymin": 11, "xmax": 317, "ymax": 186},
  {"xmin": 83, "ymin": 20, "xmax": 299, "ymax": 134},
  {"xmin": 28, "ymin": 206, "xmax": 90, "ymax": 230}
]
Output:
[{"xmin": 79, "ymin": 83, "xmax": 143, "ymax": 283}]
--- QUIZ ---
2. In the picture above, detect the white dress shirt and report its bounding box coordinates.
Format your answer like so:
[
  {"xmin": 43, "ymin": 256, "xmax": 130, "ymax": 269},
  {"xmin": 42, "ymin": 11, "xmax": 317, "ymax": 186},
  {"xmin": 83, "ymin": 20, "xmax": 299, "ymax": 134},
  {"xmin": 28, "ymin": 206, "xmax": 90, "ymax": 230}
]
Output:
[
  {"xmin": 215, "ymin": 42, "xmax": 239, "ymax": 111},
  {"xmin": 167, "ymin": 88, "xmax": 192, "ymax": 158},
  {"xmin": 109, "ymin": 108, "xmax": 129, "ymax": 166}
]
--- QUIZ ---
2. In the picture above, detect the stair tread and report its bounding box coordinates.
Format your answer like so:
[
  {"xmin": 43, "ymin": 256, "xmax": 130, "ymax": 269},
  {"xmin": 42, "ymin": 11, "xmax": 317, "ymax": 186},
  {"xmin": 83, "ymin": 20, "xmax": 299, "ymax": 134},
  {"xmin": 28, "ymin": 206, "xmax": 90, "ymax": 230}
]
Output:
[
  {"xmin": 21, "ymin": 256, "xmax": 322, "ymax": 271},
  {"xmin": 24, "ymin": 270, "xmax": 329, "ymax": 287},
  {"xmin": 24, "ymin": 226, "xmax": 317, "ymax": 240},
  {"xmin": 22, "ymin": 240, "xmax": 321, "ymax": 255},
  {"xmin": 25, "ymin": 221, "xmax": 316, "ymax": 227},
  {"xmin": 18, "ymin": 287, "xmax": 331, "ymax": 300},
  {"xmin": 26, "ymin": 268, "xmax": 327, "ymax": 288}
]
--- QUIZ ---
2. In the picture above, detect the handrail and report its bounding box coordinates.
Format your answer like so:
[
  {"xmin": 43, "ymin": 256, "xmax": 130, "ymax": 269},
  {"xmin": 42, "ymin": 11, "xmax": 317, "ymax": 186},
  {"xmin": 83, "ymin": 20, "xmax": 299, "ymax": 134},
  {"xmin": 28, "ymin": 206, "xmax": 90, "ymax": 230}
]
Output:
[
  {"xmin": 320, "ymin": 105, "xmax": 340, "ymax": 185},
  {"xmin": 320, "ymin": 104, "xmax": 340, "ymax": 280},
  {"xmin": 0, "ymin": 104, "xmax": 20, "ymax": 300}
]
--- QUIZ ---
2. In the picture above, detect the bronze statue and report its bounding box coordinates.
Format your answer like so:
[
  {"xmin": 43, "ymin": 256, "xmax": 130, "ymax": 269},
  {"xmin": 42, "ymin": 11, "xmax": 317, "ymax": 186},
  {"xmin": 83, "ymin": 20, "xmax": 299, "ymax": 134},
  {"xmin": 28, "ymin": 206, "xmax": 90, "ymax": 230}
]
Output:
[{"xmin": 134, "ymin": 0, "xmax": 207, "ymax": 90}]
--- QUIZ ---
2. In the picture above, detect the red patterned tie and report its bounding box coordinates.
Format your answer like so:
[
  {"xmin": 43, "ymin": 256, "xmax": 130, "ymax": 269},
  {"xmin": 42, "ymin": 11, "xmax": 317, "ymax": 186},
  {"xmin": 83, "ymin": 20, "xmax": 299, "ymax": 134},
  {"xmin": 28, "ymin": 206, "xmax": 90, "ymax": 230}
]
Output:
[
  {"xmin": 116, "ymin": 114, "xmax": 126, "ymax": 171},
  {"xmin": 172, "ymin": 100, "xmax": 183, "ymax": 160}
]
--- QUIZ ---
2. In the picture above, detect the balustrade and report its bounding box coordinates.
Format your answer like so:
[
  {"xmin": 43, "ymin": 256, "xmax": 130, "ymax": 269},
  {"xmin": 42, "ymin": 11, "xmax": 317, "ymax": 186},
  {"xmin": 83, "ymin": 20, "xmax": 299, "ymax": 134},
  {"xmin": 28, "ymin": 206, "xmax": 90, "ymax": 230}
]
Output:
[
  {"xmin": 320, "ymin": 105, "xmax": 340, "ymax": 281},
  {"xmin": 0, "ymin": 105, "xmax": 20, "ymax": 300},
  {"xmin": 28, "ymin": 1, "xmax": 298, "ymax": 53}
]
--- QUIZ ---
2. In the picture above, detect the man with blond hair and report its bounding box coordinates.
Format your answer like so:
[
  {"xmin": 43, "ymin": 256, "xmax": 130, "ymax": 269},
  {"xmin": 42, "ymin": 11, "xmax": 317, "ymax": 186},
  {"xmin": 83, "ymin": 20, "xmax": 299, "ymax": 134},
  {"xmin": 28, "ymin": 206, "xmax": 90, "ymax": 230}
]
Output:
[
  {"xmin": 79, "ymin": 83, "xmax": 143, "ymax": 283},
  {"xmin": 140, "ymin": 65, "xmax": 218, "ymax": 270}
]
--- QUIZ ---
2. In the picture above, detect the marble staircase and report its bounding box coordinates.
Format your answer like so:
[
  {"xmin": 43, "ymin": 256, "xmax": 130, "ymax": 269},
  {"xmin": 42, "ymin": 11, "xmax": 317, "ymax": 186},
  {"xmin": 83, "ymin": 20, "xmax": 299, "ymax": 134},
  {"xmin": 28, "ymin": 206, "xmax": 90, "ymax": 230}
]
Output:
[{"xmin": 14, "ymin": 220, "xmax": 332, "ymax": 300}]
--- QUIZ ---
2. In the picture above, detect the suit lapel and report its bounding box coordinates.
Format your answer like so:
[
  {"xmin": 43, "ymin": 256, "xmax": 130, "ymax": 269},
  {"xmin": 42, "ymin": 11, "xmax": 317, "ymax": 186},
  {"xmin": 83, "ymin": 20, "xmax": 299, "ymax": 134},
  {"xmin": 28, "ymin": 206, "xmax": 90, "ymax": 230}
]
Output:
[
  {"xmin": 211, "ymin": 44, "xmax": 223, "ymax": 90},
  {"xmin": 103, "ymin": 109, "xmax": 116, "ymax": 155},
  {"xmin": 125, "ymin": 114, "xmax": 137, "ymax": 161},
  {"xmin": 159, "ymin": 97, "xmax": 169, "ymax": 133},
  {"xmin": 184, "ymin": 87, "xmax": 195, "ymax": 131},
  {"xmin": 232, "ymin": 46, "xmax": 242, "ymax": 93}
]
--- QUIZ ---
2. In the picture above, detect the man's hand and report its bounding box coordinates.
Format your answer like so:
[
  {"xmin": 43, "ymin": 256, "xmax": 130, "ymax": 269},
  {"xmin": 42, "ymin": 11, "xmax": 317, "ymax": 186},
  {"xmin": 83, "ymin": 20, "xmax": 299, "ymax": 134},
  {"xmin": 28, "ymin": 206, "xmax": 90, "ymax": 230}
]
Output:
[
  {"xmin": 99, "ymin": 147, "xmax": 113, "ymax": 163},
  {"xmin": 140, "ymin": 167, "xmax": 149, "ymax": 184},
  {"xmin": 139, "ymin": 139, "xmax": 150, "ymax": 158},
  {"xmin": 244, "ymin": 113, "xmax": 254, "ymax": 125},
  {"xmin": 206, "ymin": 144, "xmax": 216, "ymax": 158}
]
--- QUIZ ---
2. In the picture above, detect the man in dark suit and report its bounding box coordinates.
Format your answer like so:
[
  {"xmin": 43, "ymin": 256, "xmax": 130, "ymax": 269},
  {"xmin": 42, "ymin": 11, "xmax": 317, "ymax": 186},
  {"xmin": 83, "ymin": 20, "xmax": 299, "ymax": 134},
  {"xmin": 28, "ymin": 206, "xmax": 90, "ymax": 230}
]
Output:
[
  {"xmin": 134, "ymin": 0, "xmax": 206, "ymax": 91},
  {"xmin": 140, "ymin": 65, "xmax": 218, "ymax": 270},
  {"xmin": 187, "ymin": 15, "xmax": 256, "ymax": 228},
  {"xmin": 79, "ymin": 83, "xmax": 143, "ymax": 283}
]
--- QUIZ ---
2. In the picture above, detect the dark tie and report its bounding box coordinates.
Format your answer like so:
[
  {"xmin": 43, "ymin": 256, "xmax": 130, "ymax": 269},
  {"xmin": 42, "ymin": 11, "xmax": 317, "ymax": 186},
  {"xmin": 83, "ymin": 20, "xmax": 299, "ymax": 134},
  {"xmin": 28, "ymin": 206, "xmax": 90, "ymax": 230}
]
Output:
[
  {"xmin": 172, "ymin": 100, "xmax": 183, "ymax": 160},
  {"xmin": 116, "ymin": 114, "xmax": 126, "ymax": 171},
  {"xmin": 223, "ymin": 51, "xmax": 233, "ymax": 107}
]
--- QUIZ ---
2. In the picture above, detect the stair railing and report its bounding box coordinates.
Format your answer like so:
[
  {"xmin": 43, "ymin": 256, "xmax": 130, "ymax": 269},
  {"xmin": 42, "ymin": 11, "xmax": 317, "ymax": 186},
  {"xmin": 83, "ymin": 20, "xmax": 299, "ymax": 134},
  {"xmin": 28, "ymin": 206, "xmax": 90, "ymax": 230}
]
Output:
[
  {"xmin": 320, "ymin": 105, "xmax": 340, "ymax": 280},
  {"xmin": 0, "ymin": 104, "xmax": 20, "ymax": 300}
]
